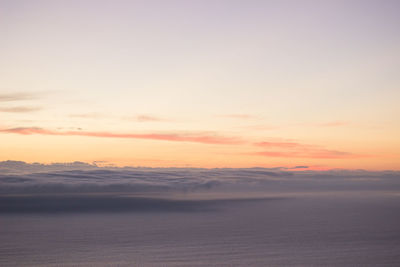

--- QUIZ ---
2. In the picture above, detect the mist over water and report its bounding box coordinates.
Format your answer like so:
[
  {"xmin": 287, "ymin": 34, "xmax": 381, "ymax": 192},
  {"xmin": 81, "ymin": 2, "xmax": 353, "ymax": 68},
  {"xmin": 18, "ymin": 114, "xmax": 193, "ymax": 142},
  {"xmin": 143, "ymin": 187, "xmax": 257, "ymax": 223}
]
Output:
[{"xmin": 1, "ymin": 162, "xmax": 400, "ymax": 266}]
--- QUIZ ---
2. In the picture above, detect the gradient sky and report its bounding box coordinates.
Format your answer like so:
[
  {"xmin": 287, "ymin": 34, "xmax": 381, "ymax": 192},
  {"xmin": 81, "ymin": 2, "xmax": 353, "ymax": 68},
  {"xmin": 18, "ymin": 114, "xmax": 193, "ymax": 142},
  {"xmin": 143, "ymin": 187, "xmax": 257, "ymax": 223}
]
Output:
[{"xmin": 1, "ymin": 0, "xmax": 399, "ymax": 169}]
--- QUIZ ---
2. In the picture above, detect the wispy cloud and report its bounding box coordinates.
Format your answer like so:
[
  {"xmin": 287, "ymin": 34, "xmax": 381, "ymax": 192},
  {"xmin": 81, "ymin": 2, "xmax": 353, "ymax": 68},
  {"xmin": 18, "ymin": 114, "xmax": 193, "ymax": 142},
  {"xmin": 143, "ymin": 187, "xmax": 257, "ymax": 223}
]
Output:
[
  {"xmin": 255, "ymin": 141, "xmax": 307, "ymax": 149},
  {"xmin": 123, "ymin": 114, "xmax": 167, "ymax": 122},
  {"xmin": 315, "ymin": 121, "xmax": 349, "ymax": 127},
  {"xmin": 292, "ymin": 166, "xmax": 309, "ymax": 169},
  {"xmin": 0, "ymin": 92, "xmax": 39, "ymax": 102},
  {"xmin": 252, "ymin": 141, "xmax": 363, "ymax": 159},
  {"xmin": 0, "ymin": 106, "xmax": 42, "ymax": 113},
  {"xmin": 219, "ymin": 114, "xmax": 258, "ymax": 120},
  {"xmin": 69, "ymin": 112, "xmax": 104, "ymax": 119},
  {"xmin": 242, "ymin": 121, "xmax": 348, "ymax": 131},
  {"xmin": 0, "ymin": 127, "xmax": 243, "ymax": 145},
  {"xmin": 136, "ymin": 115, "xmax": 165, "ymax": 122},
  {"xmin": 0, "ymin": 92, "xmax": 43, "ymax": 113},
  {"xmin": 240, "ymin": 125, "xmax": 279, "ymax": 131},
  {"xmin": 252, "ymin": 150, "xmax": 358, "ymax": 159}
]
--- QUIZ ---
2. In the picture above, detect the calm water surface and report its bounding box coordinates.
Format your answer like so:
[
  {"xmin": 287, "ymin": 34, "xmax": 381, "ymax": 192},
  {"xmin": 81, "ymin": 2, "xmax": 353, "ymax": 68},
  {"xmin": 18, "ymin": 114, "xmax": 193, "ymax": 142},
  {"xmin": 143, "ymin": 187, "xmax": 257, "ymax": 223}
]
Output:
[{"xmin": 1, "ymin": 194, "xmax": 399, "ymax": 266}]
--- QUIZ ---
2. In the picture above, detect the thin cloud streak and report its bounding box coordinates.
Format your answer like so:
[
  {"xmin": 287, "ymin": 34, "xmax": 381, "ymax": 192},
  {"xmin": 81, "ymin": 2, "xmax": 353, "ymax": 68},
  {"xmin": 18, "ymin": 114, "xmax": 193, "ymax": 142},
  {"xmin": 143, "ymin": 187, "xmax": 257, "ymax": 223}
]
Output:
[
  {"xmin": 253, "ymin": 141, "xmax": 364, "ymax": 159},
  {"xmin": 220, "ymin": 114, "xmax": 257, "ymax": 120},
  {"xmin": 315, "ymin": 121, "xmax": 349, "ymax": 127},
  {"xmin": 0, "ymin": 92, "xmax": 39, "ymax": 102},
  {"xmin": 252, "ymin": 150, "xmax": 359, "ymax": 159},
  {"xmin": 122, "ymin": 114, "xmax": 168, "ymax": 122},
  {"xmin": 240, "ymin": 125, "xmax": 279, "ymax": 131},
  {"xmin": 69, "ymin": 113, "xmax": 104, "ymax": 119},
  {"xmin": 0, "ymin": 106, "xmax": 42, "ymax": 113},
  {"xmin": 0, "ymin": 127, "xmax": 243, "ymax": 145},
  {"xmin": 137, "ymin": 115, "xmax": 165, "ymax": 122},
  {"xmin": 0, "ymin": 127, "xmax": 361, "ymax": 157},
  {"xmin": 255, "ymin": 141, "xmax": 308, "ymax": 149}
]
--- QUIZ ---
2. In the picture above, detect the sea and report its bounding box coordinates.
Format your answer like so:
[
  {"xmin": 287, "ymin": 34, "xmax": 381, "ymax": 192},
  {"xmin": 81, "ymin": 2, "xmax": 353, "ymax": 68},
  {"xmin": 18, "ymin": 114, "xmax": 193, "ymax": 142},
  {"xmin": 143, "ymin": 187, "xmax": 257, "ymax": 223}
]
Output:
[{"xmin": 1, "ymin": 192, "xmax": 399, "ymax": 266}]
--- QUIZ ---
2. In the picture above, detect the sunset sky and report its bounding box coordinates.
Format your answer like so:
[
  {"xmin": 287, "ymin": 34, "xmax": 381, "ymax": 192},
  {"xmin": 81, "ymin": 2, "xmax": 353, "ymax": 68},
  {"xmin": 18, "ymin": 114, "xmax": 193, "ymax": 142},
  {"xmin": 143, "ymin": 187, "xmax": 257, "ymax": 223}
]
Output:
[{"xmin": 1, "ymin": 0, "xmax": 399, "ymax": 169}]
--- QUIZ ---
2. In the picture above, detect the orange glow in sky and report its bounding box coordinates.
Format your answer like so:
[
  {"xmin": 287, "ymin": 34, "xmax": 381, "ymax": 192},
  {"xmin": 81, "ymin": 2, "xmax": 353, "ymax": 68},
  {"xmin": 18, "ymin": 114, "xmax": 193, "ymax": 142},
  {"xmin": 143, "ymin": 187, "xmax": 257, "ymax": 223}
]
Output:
[{"xmin": 1, "ymin": 0, "xmax": 399, "ymax": 170}]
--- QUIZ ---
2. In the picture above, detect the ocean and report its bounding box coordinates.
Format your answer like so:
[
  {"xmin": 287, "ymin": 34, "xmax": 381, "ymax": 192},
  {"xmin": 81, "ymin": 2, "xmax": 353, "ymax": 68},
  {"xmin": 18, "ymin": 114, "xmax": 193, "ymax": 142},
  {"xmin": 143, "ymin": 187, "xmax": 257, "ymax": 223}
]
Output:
[{"xmin": 1, "ymin": 192, "xmax": 399, "ymax": 266}]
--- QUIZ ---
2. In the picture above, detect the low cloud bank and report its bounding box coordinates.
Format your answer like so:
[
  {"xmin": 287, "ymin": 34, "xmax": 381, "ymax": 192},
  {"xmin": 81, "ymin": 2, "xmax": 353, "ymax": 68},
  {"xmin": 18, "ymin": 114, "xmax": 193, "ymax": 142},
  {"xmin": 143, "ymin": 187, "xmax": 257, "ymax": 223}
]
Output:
[
  {"xmin": 1, "ymin": 161, "xmax": 399, "ymax": 213},
  {"xmin": 1, "ymin": 161, "xmax": 399, "ymax": 195}
]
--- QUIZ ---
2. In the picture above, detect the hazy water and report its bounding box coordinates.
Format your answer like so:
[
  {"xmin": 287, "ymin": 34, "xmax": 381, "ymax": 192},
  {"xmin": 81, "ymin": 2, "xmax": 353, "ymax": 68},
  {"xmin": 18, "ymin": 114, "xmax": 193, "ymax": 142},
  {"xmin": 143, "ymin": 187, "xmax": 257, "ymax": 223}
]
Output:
[{"xmin": 1, "ymin": 193, "xmax": 400, "ymax": 266}]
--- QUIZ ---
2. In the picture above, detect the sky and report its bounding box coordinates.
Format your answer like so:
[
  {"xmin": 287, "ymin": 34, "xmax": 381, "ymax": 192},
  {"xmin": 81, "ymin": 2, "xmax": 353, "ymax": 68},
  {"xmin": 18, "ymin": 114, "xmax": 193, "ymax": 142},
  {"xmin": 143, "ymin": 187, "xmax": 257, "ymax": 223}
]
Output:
[{"xmin": 0, "ymin": 0, "xmax": 399, "ymax": 169}]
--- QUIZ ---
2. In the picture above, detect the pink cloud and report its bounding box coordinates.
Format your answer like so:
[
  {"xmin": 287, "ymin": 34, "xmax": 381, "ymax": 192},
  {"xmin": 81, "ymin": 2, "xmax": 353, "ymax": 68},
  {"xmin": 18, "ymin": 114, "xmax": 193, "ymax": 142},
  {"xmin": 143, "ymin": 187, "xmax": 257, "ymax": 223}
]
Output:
[
  {"xmin": 136, "ymin": 115, "xmax": 165, "ymax": 122},
  {"xmin": 254, "ymin": 141, "xmax": 307, "ymax": 149},
  {"xmin": 252, "ymin": 140, "xmax": 365, "ymax": 159},
  {"xmin": 0, "ymin": 127, "xmax": 242, "ymax": 145},
  {"xmin": 1, "ymin": 127, "xmax": 366, "ymax": 159},
  {"xmin": 252, "ymin": 150, "xmax": 359, "ymax": 159}
]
